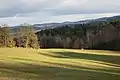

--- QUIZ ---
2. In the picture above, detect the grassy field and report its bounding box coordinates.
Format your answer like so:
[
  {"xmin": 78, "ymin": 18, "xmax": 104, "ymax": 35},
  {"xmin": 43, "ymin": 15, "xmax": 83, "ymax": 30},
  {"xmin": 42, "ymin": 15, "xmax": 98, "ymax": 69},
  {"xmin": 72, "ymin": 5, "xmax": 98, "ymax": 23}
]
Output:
[{"xmin": 0, "ymin": 48, "xmax": 120, "ymax": 80}]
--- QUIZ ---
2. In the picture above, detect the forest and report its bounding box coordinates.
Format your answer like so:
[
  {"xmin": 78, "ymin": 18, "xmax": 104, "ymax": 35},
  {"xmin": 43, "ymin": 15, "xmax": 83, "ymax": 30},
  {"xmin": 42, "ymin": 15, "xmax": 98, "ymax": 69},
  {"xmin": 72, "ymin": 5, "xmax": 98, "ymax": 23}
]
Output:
[
  {"xmin": 37, "ymin": 20, "xmax": 120, "ymax": 50},
  {"xmin": 0, "ymin": 20, "xmax": 120, "ymax": 50}
]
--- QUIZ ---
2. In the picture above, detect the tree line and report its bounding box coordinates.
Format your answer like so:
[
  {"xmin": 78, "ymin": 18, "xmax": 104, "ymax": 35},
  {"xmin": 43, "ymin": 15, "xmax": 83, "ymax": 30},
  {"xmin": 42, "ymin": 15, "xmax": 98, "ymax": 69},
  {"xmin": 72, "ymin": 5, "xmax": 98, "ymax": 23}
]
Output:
[
  {"xmin": 37, "ymin": 20, "xmax": 120, "ymax": 50},
  {"xmin": 0, "ymin": 20, "xmax": 120, "ymax": 50},
  {"xmin": 0, "ymin": 24, "xmax": 39, "ymax": 49}
]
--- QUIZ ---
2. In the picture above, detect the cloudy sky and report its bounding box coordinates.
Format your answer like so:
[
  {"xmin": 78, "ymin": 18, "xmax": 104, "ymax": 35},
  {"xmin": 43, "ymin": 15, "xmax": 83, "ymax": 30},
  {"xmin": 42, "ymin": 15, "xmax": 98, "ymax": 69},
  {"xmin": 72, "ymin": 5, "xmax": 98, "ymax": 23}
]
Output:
[{"xmin": 0, "ymin": 0, "xmax": 120, "ymax": 25}]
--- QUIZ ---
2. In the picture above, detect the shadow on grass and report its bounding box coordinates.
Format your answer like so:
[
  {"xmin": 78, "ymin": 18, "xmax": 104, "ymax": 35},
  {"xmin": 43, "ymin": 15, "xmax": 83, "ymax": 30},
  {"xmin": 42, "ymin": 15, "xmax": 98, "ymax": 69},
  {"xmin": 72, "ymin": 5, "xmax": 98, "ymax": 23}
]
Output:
[
  {"xmin": 38, "ymin": 51, "xmax": 120, "ymax": 66},
  {"xmin": 7, "ymin": 57, "xmax": 120, "ymax": 74},
  {"xmin": 0, "ymin": 61, "xmax": 120, "ymax": 80},
  {"xmin": 12, "ymin": 57, "xmax": 40, "ymax": 62}
]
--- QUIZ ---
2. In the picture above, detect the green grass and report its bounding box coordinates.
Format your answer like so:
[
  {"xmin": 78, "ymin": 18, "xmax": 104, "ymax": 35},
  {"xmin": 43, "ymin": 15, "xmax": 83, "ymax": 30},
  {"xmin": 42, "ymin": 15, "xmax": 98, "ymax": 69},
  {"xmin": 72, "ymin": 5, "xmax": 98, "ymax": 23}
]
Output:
[{"xmin": 0, "ymin": 48, "xmax": 120, "ymax": 80}]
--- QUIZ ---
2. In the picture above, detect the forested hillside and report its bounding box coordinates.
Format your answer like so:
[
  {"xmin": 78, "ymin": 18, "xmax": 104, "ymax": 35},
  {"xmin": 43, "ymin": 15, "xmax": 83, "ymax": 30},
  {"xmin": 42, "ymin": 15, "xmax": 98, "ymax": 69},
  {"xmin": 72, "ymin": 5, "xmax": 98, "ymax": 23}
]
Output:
[
  {"xmin": 37, "ymin": 20, "xmax": 120, "ymax": 50},
  {"xmin": 0, "ymin": 20, "xmax": 120, "ymax": 50}
]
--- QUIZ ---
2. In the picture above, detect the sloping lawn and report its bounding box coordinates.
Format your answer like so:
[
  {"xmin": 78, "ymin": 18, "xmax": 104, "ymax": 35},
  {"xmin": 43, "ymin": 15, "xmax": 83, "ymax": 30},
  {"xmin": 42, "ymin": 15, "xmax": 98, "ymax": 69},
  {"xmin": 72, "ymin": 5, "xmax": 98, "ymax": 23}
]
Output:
[{"xmin": 0, "ymin": 48, "xmax": 120, "ymax": 80}]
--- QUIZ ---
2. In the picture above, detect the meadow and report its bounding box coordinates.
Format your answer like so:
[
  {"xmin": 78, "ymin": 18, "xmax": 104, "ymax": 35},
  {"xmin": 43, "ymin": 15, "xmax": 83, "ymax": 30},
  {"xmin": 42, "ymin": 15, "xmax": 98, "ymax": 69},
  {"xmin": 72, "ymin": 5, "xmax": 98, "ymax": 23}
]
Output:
[{"xmin": 0, "ymin": 48, "xmax": 120, "ymax": 80}]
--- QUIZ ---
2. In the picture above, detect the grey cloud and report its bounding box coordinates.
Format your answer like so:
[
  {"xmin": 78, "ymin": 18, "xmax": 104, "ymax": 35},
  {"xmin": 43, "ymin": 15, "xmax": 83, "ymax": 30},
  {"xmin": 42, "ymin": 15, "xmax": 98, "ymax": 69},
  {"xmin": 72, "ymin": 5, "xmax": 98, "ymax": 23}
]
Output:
[
  {"xmin": 0, "ymin": 0, "xmax": 64, "ymax": 17},
  {"xmin": 0, "ymin": 0, "xmax": 120, "ymax": 17},
  {"xmin": 0, "ymin": 0, "xmax": 119, "ymax": 25},
  {"xmin": 49, "ymin": 0, "xmax": 120, "ymax": 16}
]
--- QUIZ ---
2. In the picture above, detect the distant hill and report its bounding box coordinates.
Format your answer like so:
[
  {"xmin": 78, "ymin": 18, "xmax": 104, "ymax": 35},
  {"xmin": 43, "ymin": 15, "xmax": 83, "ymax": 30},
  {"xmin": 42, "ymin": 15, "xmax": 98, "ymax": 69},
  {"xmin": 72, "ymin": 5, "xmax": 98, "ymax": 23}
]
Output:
[
  {"xmin": 10, "ymin": 26, "xmax": 41, "ymax": 33},
  {"xmin": 87, "ymin": 15, "xmax": 120, "ymax": 24},
  {"xmin": 11, "ymin": 15, "xmax": 120, "ymax": 33}
]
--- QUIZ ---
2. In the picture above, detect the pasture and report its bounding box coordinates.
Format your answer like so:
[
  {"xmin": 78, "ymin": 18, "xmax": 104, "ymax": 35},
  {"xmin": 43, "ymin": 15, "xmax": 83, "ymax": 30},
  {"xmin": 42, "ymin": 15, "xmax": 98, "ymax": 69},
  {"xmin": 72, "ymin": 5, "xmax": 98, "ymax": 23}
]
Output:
[{"xmin": 0, "ymin": 48, "xmax": 120, "ymax": 80}]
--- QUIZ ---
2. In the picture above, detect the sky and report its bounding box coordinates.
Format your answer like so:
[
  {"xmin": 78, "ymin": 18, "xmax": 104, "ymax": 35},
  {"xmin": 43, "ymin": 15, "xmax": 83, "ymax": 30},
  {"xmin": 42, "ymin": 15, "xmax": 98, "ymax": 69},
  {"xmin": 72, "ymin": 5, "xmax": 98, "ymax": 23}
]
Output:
[{"xmin": 0, "ymin": 0, "xmax": 120, "ymax": 26}]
